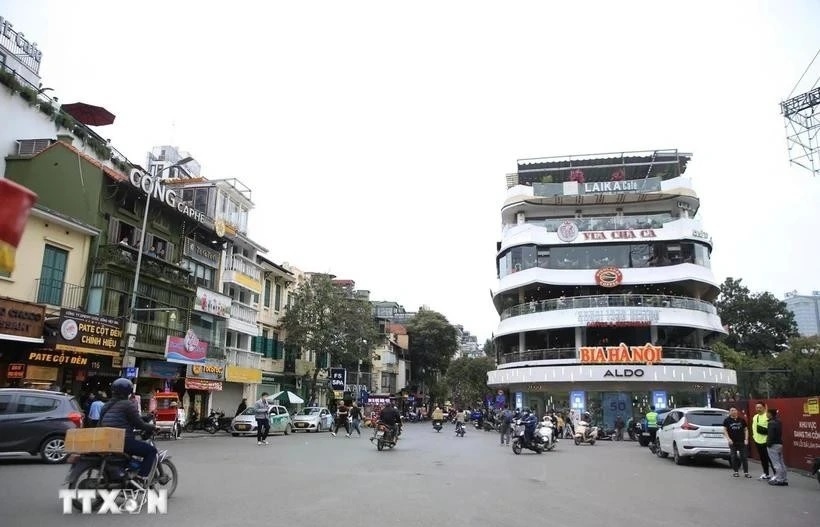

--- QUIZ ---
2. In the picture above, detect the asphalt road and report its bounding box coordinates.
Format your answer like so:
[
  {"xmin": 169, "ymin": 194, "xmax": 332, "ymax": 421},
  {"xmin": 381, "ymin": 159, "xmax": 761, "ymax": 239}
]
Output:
[{"xmin": 0, "ymin": 422, "xmax": 817, "ymax": 527}]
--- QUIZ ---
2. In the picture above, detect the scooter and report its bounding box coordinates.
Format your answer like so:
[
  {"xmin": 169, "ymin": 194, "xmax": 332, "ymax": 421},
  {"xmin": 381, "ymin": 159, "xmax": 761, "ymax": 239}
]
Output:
[
  {"xmin": 511, "ymin": 420, "xmax": 544, "ymax": 454},
  {"xmin": 433, "ymin": 420, "xmax": 443, "ymax": 433},
  {"xmin": 537, "ymin": 420, "xmax": 557, "ymax": 451},
  {"xmin": 455, "ymin": 421, "xmax": 466, "ymax": 437},
  {"xmin": 574, "ymin": 420, "xmax": 598, "ymax": 446}
]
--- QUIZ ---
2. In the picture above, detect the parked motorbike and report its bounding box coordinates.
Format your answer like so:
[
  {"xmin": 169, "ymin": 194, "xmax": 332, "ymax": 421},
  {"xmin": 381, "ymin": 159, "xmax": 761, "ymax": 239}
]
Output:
[
  {"xmin": 627, "ymin": 421, "xmax": 642, "ymax": 441},
  {"xmin": 203, "ymin": 410, "xmax": 223, "ymax": 434},
  {"xmin": 63, "ymin": 425, "xmax": 178, "ymax": 512},
  {"xmin": 511, "ymin": 420, "xmax": 544, "ymax": 454},
  {"xmin": 432, "ymin": 420, "xmax": 443, "ymax": 432},
  {"xmin": 370, "ymin": 421, "xmax": 398, "ymax": 451},
  {"xmin": 455, "ymin": 421, "xmax": 466, "ymax": 437},
  {"xmin": 574, "ymin": 420, "xmax": 598, "ymax": 446}
]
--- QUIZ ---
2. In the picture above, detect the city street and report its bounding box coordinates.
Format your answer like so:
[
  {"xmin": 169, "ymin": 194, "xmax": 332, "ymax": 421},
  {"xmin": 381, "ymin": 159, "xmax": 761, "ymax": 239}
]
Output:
[{"xmin": 0, "ymin": 423, "xmax": 818, "ymax": 526}]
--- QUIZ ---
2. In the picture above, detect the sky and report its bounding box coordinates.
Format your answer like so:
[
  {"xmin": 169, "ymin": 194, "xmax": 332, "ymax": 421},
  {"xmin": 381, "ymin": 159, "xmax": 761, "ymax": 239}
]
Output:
[{"xmin": 3, "ymin": 1, "xmax": 820, "ymax": 342}]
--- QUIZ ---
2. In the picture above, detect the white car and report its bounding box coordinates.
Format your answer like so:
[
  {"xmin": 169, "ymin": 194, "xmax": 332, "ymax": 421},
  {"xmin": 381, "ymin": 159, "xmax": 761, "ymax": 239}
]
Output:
[
  {"xmin": 231, "ymin": 405, "xmax": 293, "ymax": 437},
  {"xmin": 656, "ymin": 407, "xmax": 731, "ymax": 466},
  {"xmin": 291, "ymin": 407, "xmax": 334, "ymax": 432}
]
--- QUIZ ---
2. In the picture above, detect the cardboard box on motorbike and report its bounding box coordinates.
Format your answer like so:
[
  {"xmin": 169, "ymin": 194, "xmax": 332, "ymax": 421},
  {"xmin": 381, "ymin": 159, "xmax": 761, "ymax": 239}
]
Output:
[{"xmin": 65, "ymin": 427, "xmax": 125, "ymax": 453}]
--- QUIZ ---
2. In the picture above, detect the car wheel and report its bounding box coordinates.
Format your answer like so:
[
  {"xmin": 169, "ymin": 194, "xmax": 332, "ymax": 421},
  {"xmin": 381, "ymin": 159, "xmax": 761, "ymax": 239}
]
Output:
[
  {"xmin": 40, "ymin": 436, "xmax": 68, "ymax": 464},
  {"xmin": 232, "ymin": 433, "xmax": 239, "ymax": 437},
  {"xmin": 673, "ymin": 443, "xmax": 686, "ymax": 465},
  {"xmin": 657, "ymin": 442, "xmax": 669, "ymax": 458}
]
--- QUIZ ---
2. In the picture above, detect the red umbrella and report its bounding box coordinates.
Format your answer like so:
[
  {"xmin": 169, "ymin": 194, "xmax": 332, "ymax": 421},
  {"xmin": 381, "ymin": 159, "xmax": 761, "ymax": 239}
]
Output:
[{"xmin": 60, "ymin": 102, "xmax": 116, "ymax": 126}]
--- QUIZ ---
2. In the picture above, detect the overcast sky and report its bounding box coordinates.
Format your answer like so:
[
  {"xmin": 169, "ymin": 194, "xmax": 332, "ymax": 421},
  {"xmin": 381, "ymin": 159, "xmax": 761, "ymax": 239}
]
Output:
[{"xmin": 4, "ymin": 1, "xmax": 820, "ymax": 342}]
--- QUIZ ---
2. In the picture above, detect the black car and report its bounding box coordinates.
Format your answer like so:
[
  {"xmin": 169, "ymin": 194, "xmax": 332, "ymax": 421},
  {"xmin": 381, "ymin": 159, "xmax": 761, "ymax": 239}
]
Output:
[{"xmin": 0, "ymin": 388, "xmax": 84, "ymax": 463}]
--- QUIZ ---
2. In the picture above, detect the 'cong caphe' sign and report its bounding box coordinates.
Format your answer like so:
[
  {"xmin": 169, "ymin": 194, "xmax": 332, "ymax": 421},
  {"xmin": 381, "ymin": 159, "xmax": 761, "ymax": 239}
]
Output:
[
  {"xmin": 579, "ymin": 343, "xmax": 663, "ymax": 365},
  {"xmin": 129, "ymin": 171, "xmax": 206, "ymax": 224}
]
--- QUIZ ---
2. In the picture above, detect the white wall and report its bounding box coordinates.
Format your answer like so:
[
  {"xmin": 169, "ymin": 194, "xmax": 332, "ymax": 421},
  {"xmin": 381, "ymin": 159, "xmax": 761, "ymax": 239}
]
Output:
[{"xmin": 0, "ymin": 90, "xmax": 56, "ymax": 176}]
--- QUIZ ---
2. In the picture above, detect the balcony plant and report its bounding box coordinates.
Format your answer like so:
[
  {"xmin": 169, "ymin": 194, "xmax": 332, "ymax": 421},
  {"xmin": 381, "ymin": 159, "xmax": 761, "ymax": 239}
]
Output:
[
  {"xmin": 38, "ymin": 101, "xmax": 55, "ymax": 117},
  {"xmin": 540, "ymin": 174, "xmax": 554, "ymax": 183},
  {"xmin": 73, "ymin": 125, "xmax": 87, "ymax": 141},
  {"xmin": 0, "ymin": 69, "xmax": 21, "ymax": 92},
  {"xmin": 18, "ymin": 86, "xmax": 37, "ymax": 105},
  {"xmin": 569, "ymin": 169, "xmax": 585, "ymax": 183},
  {"xmin": 54, "ymin": 112, "xmax": 76, "ymax": 131}
]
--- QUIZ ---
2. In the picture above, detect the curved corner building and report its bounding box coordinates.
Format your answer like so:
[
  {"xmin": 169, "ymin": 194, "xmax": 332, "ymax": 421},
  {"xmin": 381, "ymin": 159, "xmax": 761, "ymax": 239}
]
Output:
[{"xmin": 487, "ymin": 149, "xmax": 736, "ymax": 426}]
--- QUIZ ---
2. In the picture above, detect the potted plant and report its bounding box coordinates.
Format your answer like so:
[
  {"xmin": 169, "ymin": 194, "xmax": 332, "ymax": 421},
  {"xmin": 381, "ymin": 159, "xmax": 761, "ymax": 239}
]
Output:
[
  {"xmin": 38, "ymin": 101, "xmax": 55, "ymax": 117},
  {"xmin": 73, "ymin": 125, "xmax": 87, "ymax": 141},
  {"xmin": 18, "ymin": 86, "xmax": 37, "ymax": 104},
  {"xmin": 0, "ymin": 69, "xmax": 20, "ymax": 91},
  {"xmin": 540, "ymin": 174, "xmax": 554, "ymax": 184}
]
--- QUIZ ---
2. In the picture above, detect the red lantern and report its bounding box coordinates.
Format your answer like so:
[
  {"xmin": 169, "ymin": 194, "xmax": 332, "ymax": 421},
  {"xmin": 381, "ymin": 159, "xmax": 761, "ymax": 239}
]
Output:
[{"xmin": 0, "ymin": 179, "xmax": 38, "ymax": 274}]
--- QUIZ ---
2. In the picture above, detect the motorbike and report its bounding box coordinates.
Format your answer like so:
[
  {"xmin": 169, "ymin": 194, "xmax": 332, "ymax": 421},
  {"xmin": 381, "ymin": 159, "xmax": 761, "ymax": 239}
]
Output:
[
  {"xmin": 511, "ymin": 419, "xmax": 544, "ymax": 454},
  {"xmin": 370, "ymin": 421, "xmax": 398, "ymax": 451},
  {"xmin": 537, "ymin": 420, "xmax": 557, "ymax": 451},
  {"xmin": 203, "ymin": 410, "xmax": 223, "ymax": 434},
  {"xmin": 63, "ymin": 424, "xmax": 178, "ymax": 512},
  {"xmin": 432, "ymin": 420, "xmax": 443, "ymax": 432},
  {"xmin": 574, "ymin": 420, "xmax": 598, "ymax": 446},
  {"xmin": 455, "ymin": 421, "xmax": 466, "ymax": 437}
]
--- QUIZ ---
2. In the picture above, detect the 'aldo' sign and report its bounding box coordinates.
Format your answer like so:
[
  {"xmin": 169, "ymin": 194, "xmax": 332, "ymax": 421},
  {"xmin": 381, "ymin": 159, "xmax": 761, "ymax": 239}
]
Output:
[{"xmin": 603, "ymin": 368, "xmax": 645, "ymax": 378}]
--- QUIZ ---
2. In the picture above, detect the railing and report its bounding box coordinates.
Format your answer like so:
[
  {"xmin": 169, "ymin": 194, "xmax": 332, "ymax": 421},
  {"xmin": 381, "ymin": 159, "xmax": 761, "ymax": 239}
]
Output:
[
  {"xmin": 225, "ymin": 255, "xmax": 262, "ymax": 282},
  {"xmin": 96, "ymin": 245, "xmax": 193, "ymax": 290},
  {"xmin": 226, "ymin": 347, "xmax": 262, "ymax": 369},
  {"xmin": 544, "ymin": 213, "xmax": 674, "ymax": 232},
  {"xmin": 230, "ymin": 302, "xmax": 259, "ymax": 325},
  {"xmin": 34, "ymin": 278, "xmax": 84, "ymax": 308},
  {"xmin": 136, "ymin": 323, "xmax": 184, "ymax": 349},
  {"xmin": 498, "ymin": 346, "xmax": 722, "ymax": 365},
  {"xmin": 500, "ymin": 294, "xmax": 717, "ymax": 320}
]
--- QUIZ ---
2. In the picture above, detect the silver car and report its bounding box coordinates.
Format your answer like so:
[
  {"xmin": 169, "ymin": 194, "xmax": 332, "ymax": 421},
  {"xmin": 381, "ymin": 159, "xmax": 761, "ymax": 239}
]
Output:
[
  {"xmin": 231, "ymin": 405, "xmax": 293, "ymax": 437},
  {"xmin": 291, "ymin": 407, "xmax": 334, "ymax": 432}
]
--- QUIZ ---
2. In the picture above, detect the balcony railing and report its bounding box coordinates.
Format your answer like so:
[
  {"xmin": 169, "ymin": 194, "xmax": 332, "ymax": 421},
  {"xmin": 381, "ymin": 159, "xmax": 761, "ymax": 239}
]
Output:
[
  {"xmin": 544, "ymin": 213, "xmax": 674, "ymax": 233},
  {"xmin": 501, "ymin": 294, "xmax": 717, "ymax": 320},
  {"xmin": 225, "ymin": 255, "xmax": 262, "ymax": 282},
  {"xmin": 498, "ymin": 346, "xmax": 721, "ymax": 365},
  {"xmin": 34, "ymin": 278, "xmax": 84, "ymax": 308},
  {"xmin": 136, "ymin": 323, "xmax": 184, "ymax": 349},
  {"xmin": 226, "ymin": 347, "xmax": 262, "ymax": 369},
  {"xmin": 230, "ymin": 302, "xmax": 258, "ymax": 325}
]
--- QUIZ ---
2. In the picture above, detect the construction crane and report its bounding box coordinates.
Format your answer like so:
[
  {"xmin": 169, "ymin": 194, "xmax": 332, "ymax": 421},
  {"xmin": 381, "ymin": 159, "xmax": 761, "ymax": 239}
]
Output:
[{"xmin": 781, "ymin": 48, "xmax": 820, "ymax": 176}]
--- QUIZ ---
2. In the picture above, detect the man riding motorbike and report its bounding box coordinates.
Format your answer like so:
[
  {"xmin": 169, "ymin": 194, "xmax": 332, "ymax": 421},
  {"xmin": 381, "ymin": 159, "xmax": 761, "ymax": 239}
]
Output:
[
  {"xmin": 379, "ymin": 403, "xmax": 402, "ymax": 439},
  {"xmin": 431, "ymin": 405, "xmax": 444, "ymax": 428},
  {"xmin": 522, "ymin": 409, "xmax": 538, "ymax": 445},
  {"xmin": 98, "ymin": 378, "xmax": 157, "ymax": 487}
]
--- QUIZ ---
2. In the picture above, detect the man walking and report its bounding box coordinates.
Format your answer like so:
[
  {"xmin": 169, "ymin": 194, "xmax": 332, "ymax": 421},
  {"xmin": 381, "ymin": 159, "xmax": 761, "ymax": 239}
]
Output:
[
  {"xmin": 751, "ymin": 401, "xmax": 774, "ymax": 480},
  {"xmin": 349, "ymin": 402, "xmax": 363, "ymax": 437},
  {"xmin": 254, "ymin": 393, "xmax": 271, "ymax": 445},
  {"xmin": 332, "ymin": 401, "xmax": 351, "ymax": 437},
  {"xmin": 766, "ymin": 408, "xmax": 788, "ymax": 486},
  {"xmin": 87, "ymin": 393, "xmax": 105, "ymax": 427},
  {"xmin": 499, "ymin": 406, "xmax": 513, "ymax": 446},
  {"xmin": 723, "ymin": 406, "xmax": 750, "ymax": 478}
]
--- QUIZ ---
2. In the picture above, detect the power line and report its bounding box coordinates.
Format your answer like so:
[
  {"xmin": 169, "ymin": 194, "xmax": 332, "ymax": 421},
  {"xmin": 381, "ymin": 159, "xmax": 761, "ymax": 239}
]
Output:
[{"xmin": 788, "ymin": 47, "xmax": 820, "ymax": 98}]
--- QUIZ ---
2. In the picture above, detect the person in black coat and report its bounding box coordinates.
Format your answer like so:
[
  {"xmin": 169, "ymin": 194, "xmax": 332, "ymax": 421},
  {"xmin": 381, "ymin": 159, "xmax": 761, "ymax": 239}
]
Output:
[{"xmin": 99, "ymin": 378, "xmax": 156, "ymax": 484}]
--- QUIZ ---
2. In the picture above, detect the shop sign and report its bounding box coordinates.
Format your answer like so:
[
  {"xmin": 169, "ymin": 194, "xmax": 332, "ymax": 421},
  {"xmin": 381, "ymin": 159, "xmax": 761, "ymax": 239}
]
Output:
[
  {"xmin": 582, "ymin": 229, "xmax": 656, "ymax": 241},
  {"xmin": 225, "ymin": 365, "xmax": 262, "ymax": 384},
  {"xmin": 165, "ymin": 329, "xmax": 208, "ymax": 365},
  {"xmin": 184, "ymin": 378, "xmax": 223, "ymax": 391},
  {"xmin": 26, "ymin": 350, "xmax": 106, "ymax": 368},
  {"xmin": 25, "ymin": 365, "xmax": 58, "ymax": 381},
  {"xmin": 128, "ymin": 171, "xmax": 206, "ymax": 223},
  {"xmin": 140, "ymin": 360, "xmax": 183, "ymax": 379},
  {"xmin": 603, "ymin": 368, "xmax": 645, "ymax": 378},
  {"xmin": 194, "ymin": 287, "xmax": 231, "ymax": 318},
  {"xmin": 594, "ymin": 267, "xmax": 623, "ymax": 288},
  {"xmin": 577, "ymin": 308, "xmax": 659, "ymax": 324},
  {"xmin": 556, "ymin": 221, "xmax": 579, "ymax": 242},
  {"xmin": 0, "ymin": 297, "xmax": 44, "ymax": 340},
  {"xmin": 692, "ymin": 229, "xmax": 709, "ymax": 240},
  {"xmin": 183, "ymin": 238, "xmax": 220, "ymax": 267},
  {"xmin": 579, "ymin": 343, "xmax": 663, "ymax": 364},
  {"xmin": 52, "ymin": 309, "xmax": 123, "ymax": 356},
  {"xmin": 580, "ymin": 177, "xmax": 661, "ymax": 194},
  {"xmin": 233, "ymin": 272, "xmax": 261, "ymax": 293},
  {"xmin": 330, "ymin": 368, "xmax": 346, "ymax": 391},
  {"xmin": 0, "ymin": 16, "xmax": 43, "ymax": 65},
  {"xmin": 7, "ymin": 363, "xmax": 25, "ymax": 379},
  {"xmin": 186, "ymin": 360, "xmax": 225, "ymax": 380}
]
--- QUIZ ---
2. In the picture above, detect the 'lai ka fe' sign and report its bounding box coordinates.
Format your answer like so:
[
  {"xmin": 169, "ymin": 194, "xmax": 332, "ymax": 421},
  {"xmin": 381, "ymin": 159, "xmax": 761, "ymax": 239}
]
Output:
[{"xmin": 579, "ymin": 343, "xmax": 663, "ymax": 364}]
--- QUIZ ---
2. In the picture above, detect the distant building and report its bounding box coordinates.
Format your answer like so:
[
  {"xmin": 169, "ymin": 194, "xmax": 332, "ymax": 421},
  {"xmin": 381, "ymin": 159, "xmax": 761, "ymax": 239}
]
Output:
[{"xmin": 784, "ymin": 291, "xmax": 820, "ymax": 336}]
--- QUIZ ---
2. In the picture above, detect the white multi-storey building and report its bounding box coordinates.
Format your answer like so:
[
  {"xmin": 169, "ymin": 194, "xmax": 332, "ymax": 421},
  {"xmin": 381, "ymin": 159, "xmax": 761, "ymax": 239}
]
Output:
[
  {"xmin": 784, "ymin": 291, "xmax": 820, "ymax": 337},
  {"xmin": 486, "ymin": 150, "xmax": 737, "ymax": 425}
]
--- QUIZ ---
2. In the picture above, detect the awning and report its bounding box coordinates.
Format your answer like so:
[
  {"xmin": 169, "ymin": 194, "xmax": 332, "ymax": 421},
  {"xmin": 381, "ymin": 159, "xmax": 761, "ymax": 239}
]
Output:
[{"xmin": 0, "ymin": 334, "xmax": 44, "ymax": 344}]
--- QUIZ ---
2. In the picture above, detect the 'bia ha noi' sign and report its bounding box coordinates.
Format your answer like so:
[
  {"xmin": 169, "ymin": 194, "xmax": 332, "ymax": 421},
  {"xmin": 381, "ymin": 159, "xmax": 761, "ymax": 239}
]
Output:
[{"xmin": 579, "ymin": 343, "xmax": 663, "ymax": 364}]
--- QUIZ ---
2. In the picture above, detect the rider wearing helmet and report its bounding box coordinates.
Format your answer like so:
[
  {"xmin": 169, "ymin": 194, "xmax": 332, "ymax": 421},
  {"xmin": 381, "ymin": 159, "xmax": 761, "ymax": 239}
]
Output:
[
  {"xmin": 521, "ymin": 408, "xmax": 538, "ymax": 444},
  {"xmin": 99, "ymin": 378, "xmax": 157, "ymax": 485}
]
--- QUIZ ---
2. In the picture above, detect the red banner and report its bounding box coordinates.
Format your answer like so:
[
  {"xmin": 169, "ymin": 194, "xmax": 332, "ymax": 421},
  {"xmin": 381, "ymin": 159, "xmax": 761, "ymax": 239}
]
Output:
[
  {"xmin": 184, "ymin": 378, "xmax": 222, "ymax": 391},
  {"xmin": 7, "ymin": 363, "xmax": 26, "ymax": 379},
  {"xmin": 0, "ymin": 179, "xmax": 37, "ymax": 274},
  {"xmin": 734, "ymin": 397, "xmax": 820, "ymax": 471}
]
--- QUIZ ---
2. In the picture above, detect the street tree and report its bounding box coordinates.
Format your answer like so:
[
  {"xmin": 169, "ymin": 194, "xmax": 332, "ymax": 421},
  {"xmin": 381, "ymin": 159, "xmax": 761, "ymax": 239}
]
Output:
[
  {"xmin": 278, "ymin": 274, "xmax": 379, "ymax": 404},
  {"xmin": 715, "ymin": 277, "xmax": 798, "ymax": 357},
  {"xmin": 406, "ymin": 309, "xmax": 458, "ymax": 385},
  {"xmin": 445, "ymin": 356, "xmax": 496, "ymax": 408},
  {"xmin": 483, "ymin": 338, "xmax": 495, "ymax": 358}
]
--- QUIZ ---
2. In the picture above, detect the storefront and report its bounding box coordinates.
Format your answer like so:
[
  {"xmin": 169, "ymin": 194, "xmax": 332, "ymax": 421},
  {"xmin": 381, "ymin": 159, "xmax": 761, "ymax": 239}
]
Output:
[
  {"xmin": 138, "ymin": 359, "xmax": 185, "ymax": 402},
  {"xmin": 184, "ymin": 359, "xmax": 225, "ymax": 419},
  {"xmin": 0, "ymin": 297, "xmax": 46, "ymax": 388},
  {"xmin": 212, "ymin": 365, "xmax": 261, "ymax": 412}
]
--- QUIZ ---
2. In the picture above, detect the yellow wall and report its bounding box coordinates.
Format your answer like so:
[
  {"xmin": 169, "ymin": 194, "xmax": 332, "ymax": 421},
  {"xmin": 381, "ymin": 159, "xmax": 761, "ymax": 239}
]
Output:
[{"xmin": 0, "ymin": 213, "xmax": 93, "ymax": 308}]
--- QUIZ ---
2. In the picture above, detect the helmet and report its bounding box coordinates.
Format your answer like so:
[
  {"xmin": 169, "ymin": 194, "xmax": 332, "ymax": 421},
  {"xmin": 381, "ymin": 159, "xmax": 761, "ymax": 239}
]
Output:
[{"xmin": 111, "ymin": 378, "xmax": 134, "ymax": 399}]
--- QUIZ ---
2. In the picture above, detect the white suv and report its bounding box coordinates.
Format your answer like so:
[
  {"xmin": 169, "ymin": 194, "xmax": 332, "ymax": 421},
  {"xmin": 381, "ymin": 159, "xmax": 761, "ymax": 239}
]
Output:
[{"xmin": 655, "ymin": 407, "xmax": 731, "ymax": 466}]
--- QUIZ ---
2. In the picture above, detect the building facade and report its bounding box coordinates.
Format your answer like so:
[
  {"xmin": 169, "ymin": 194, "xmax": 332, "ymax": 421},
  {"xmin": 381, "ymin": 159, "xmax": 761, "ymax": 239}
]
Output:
[
  {"xmin": 784, "ymin": 291, "xmax": 820, "ymax": 337},
  {"xmin": 487, "ymin": 150, "xmax": 737, "ymax": 426},
  {"xmin": 255, "ymin": 255, "xmax": 298, "ymax": 399}
]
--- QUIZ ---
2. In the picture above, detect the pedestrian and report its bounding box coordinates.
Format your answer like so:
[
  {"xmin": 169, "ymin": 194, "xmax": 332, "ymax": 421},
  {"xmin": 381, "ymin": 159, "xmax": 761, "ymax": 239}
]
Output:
[
  {"xmin": 349, "ymin": 402, "xmax": 363, "ymax": 437},
  {"xmin": 236, "ymin": 398, "xmax": 248, "ymax": 416},
  {"xmin": 751, "ymin": 401, "xmax": 774, "ymax": 480},
  {"xmin": 766, "ymin": 408, "xmax": 788, "ymax": 486},
  {"xmin": 254, "ymin": 393, "xmax": 271, "ymax": 445},
  {"xmin": 87, "ymin": 393, "xmax": 105, "ymax": 427},
  {"xmin": 332, "ymin": 401, "xmax": 351, "ymax": 437},
  {"xmin": 614, "ymin": 414, "xmax": 625, "ymax": 441},
  {"xmin": 499, "ymin": 405, "xmax": 513, "ymax": 446},
  {"xmin": 723, "ymin": 406, "xmax": 750, "ymax": 478}
]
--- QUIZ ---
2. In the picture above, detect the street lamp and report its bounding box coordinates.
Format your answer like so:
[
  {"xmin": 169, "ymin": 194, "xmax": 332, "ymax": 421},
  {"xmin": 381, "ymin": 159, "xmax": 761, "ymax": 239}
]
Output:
[{"xmin": 123, "ymin": 157, "xmax": 193, "ymax": 369}]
